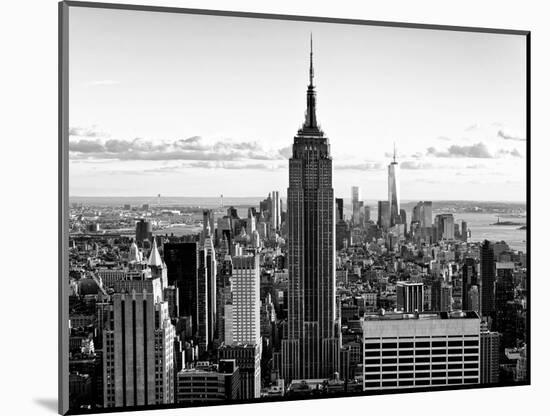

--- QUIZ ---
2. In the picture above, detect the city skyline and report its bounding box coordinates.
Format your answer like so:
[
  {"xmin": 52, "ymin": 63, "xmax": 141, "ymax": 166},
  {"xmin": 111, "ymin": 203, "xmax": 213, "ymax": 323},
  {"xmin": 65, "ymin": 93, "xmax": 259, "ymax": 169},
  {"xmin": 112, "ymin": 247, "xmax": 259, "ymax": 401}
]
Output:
[
  {"xmin": 63, "ymin": 5, "xmax": 528, "ymax": 413},
  {"xmin": 68, "ymin": 7, "xmax": 526, "ymax": 201}
]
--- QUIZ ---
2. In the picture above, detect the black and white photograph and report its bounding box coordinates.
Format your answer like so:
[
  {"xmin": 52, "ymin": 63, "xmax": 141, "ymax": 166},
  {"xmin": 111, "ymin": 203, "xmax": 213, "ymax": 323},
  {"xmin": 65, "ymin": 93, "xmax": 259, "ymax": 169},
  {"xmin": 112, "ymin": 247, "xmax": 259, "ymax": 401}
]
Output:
[{"xmin": 59, "ymin": 1, "xmax": 529, "ymax": 414}]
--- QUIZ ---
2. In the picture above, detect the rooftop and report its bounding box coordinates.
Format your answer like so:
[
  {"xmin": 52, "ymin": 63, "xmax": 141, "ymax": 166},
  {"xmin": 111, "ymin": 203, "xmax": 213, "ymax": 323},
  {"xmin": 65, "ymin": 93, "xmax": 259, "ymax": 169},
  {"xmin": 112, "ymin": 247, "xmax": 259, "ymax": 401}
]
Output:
[{"xmin": 363, "ymin": 310, "xmax": 479, "ymax": 321}]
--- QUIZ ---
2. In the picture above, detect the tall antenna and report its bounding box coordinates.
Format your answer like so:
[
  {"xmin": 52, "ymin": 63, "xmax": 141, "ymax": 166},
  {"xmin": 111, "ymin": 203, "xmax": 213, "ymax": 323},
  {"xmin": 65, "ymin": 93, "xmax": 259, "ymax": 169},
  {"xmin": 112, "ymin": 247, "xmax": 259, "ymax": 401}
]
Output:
[
  {"xmin": 309, "ymin": 32, "xmax": 314, "ymax": 86},
  {"xmin": 393, "ymin": 142, "xmax": 397, "ymax": 163}
]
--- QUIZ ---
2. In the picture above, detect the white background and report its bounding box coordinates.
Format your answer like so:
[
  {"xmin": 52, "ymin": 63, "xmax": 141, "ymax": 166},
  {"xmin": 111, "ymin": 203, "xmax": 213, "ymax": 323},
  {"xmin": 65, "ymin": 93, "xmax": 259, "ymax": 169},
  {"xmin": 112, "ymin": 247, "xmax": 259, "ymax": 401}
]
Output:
[{"xmin": 0, "ymin": 0, "xmax": 547, "ymax": 415}]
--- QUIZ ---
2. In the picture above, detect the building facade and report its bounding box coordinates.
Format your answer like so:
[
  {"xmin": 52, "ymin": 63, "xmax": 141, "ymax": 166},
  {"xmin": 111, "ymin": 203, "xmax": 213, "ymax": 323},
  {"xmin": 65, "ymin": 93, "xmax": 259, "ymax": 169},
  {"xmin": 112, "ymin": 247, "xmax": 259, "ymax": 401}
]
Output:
[
  {"xmin": 102, "ymin": 288, "xmax": 175, "ymax": 407},
  {"xmin": 362, "ymin": 311, "xmax": 480, "ymax": 391},
  {"xmin": 396, "ymin": 282, "xmax": 424, "ymax": 313},
  {"xmin": 480, "ymin": 327, "xmax": 500, "ymax": 384},
  {"xmin": 282, "ymin": 38, "xmax": 339, "ymax": 382}
]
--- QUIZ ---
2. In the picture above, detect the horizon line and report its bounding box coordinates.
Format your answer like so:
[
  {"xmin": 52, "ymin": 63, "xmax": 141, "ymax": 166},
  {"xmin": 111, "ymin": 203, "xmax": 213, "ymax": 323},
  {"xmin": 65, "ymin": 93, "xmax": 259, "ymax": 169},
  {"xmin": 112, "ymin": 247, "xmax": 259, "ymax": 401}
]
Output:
[{"xmin": 69, "ymin": 195, "xmax": 527, "ymax": 204}]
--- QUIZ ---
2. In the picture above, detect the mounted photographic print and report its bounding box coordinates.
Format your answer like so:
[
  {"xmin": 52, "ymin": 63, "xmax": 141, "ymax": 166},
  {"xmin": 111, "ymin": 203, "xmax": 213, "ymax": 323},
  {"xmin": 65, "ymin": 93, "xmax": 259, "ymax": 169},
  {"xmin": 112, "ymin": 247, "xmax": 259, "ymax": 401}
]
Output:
[{"xmin": 59, "ymin": 1, "xmax": 530, "ymax": 414}]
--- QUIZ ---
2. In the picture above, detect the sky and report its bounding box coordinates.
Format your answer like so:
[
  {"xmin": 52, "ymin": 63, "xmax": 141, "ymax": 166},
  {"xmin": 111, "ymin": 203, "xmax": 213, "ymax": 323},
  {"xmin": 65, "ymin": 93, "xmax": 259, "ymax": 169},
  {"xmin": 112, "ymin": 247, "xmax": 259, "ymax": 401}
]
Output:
[{"xmin": 68, "ymin": 6, "xmax": 527, "ymax": 201}]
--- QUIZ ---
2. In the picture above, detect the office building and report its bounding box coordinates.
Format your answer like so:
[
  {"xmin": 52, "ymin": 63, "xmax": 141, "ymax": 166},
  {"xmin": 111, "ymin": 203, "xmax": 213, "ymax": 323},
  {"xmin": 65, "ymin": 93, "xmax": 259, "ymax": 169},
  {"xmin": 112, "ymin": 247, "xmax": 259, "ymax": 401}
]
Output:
[
  {"xmin": 462, "ymin": 258, "xmax": 478, "ymax": 311},
  {"xmin": 201, "ymin": 209, "xmax": 215, "ymax": 245},
  {"xmin": 412, "ymin": 201, "xmax": 433, "ymax": 243},
  {"xmin": 480, "ymin": 325, "xmax": 500, "ymax": 384},
  {"xmin": 378, "ymin": 201, "xmax": 390, "ymax": 229},
  {"xmin": 204, "ymin": 225, "xmax": 217, "ymax": 346},
  {"xmin": 461, "ymin": 220, "xmax": 468, "ymax": 242},
  {"xmin": 435, "ymin": 214, "xmax": 454, "ymax": 241},
  {"xmin": 163, "ymin": 242, "xmax": 209, "ymax": 352},
  {"xmin": 495, "ymin": 262, "xmax": 516, "ymax": 347},
  {"xmin": 396, "ymin": 282, "xmax": 424, "ymax": 313},
  {"xmin": 431, "ymin": 279, "xmax": 453, "ymax": 312},
  {"xmin": 163, "ymin": 243, "xmax": 198, "ymax": 327},
  {"xmin": 364, "ymin": 205, "xmax": 371, "ymax": 222},
  {"xmin": 271, "ymin": 191, "xmax": 281, "ymax": 231},
  {"xmin": 102, "ymin": 288, "xmax": 175, "ymax": 407},
  {"xmin": 222, "ymin": 254, "xmax": 261, "ymax": 399},
  {"xmin": 282, "ymin": 38, "xmax": 340, "ymax": 382},
  {"xmin": 336, "ymin": 198, "xmax": 344, "ymax": 222},
  {"xmin": 135, "ymin": 219, "xmax": 152, "ymax": 245},
  {"xmin": 351, "ymin": 186, "xmax": 361, "ymax": 225},
  {"xmin": 362, "ymin": 311, "xmax": 480, "ymax": 390},
  {"xmin": 480, "ymin": 240, "xmax": 496, "ymax": 319},
  {"xmin": 176, "ymin": 360, "xmax": 240, "ymax": 404},
  {"xmin": 219, "ymin": 343, "xmax": 261, "ymax": 400},
  {"xmin": 336, "ymin": 221, "xmax": 349, "ymax": 251},
  {"xmin": 225, "ymin": 255, "xmax": 261, "ymax": 345},
  {"xmin": 197, "ymin": 248, "xmax": 210, "ymax": 353}
]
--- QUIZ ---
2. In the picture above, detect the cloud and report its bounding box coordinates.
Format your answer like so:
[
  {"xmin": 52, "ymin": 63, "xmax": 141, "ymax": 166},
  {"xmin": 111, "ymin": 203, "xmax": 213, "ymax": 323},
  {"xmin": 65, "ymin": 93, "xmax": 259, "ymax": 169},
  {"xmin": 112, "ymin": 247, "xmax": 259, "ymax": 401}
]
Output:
[
  {"xmin": 105, "ymin": 160, "xmax": 285, "ymax": 175},
  {"xmin": 69, "ymin": 126, "xmax": 108, "ymax": 138},
  {"xmin": 437, "ymin": 136, "xmax": 451, "ymax": 141},
  {"xmin": 497, "ymin": 148, "xmax": 522, "ymax": 158},
  {"xmin": 427, "ymin": 142, "xmax": 524, "ymax": 159},
  {"xmin": 335, "ymin": 162, "xmax": 384, "ymax": 171},
  {"xmin": 69, "ymin": 135, "xmax": 285, "ymax": 162},
  {"xmin": 278, "ymin": 145, "xmax": 292, "ymax": 159},
  {"xmin": 69, "ymin": 139, "xmax": 105, "ymax": 153},
  {"xmin": 183, "ymin": 161, "xmax": 285, "ymax": 170},
  {"xmin": 465, "ymin": 124, "xmax": 479, "ymax": 132},
  {"xmin": 427, "ymin": 142, "xmax": 493, "ymax": 158},
  {"xmin": 497, "ymin": 130, "xmax": 526, "ymax": 142}
]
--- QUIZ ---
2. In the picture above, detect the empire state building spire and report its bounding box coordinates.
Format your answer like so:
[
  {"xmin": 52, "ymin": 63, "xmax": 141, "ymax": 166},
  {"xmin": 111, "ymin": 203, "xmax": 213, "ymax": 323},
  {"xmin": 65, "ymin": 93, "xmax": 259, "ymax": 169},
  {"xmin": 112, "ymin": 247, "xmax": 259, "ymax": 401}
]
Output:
[
  {"xmin": 303, "ymin": 34, "xmax": 318, "ymax": 130},
  {"xmin": 309, "ymin": 33, "xmax": 314, "ymax": 87}
]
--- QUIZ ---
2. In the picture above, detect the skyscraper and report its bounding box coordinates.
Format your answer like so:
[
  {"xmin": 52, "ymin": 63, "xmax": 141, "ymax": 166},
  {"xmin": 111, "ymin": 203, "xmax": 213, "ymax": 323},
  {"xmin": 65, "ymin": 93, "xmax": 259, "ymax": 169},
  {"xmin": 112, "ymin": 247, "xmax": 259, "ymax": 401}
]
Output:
[
  {"xmin": 282, "ymin": 37, "xmax": 339, "ymax": 382},
  {"xmin": 271, "ymin": 191, "xmax": 281, "ymax": 231},
  {"xmin": 462, "ymin": 258, "xmax": 478, "ymax": 310},
  {"xmin": 335, "ymin": 198, "xmax": 348, "ymax": 250},
  {"xmin": 163, "ymin": 242, "xmax": 198, "ymax": 325},
  {"xmin": 480, "ymin": 324, "xmax": 500, "ymax": 384},
  {"xmin": 224, "ymin": 255, "xmax": 261, "ymax": 345},
  {"xmin": 351, "ymin": 186, "xmax": 361, "ymax": 225},
  {"xmin": 222, "ymin": 254, "xmax": 261, "ymax": 399},
  {"xmin": 135, "ymin": 219, "xmax": 152, "ymax": 245},
  {"xmin": 197, "ymin": 248, "xmax": 210, "ymax": 353},
  {"xmin": 435, "ymin": 213, "xmax": 455, "ymax": 241},
  {"xmin": 377, "ymin": 200, "xmax": 390, "ymax": 229},
  {"xmin": 461, "ymin": 220, "xmax": 468, "ymax": 242},
  {"xmin": 396, "ymin": 281, "xmax": 424, "ymax": 313},
  {"xmin": 480, "ymin": 240, "xmax": 496, "ymax": 319},
  {"xmin": 102, "ymin": 287, "xmax": 175, "ymax": 407},
  {"xmin": 364, "ymin": 205, "xmax": 371, "ymax": 222},
  {"xmin": 335, "ymin": 198, "xmax": 344, "ymax": 222},
  {"xmin": 201, "ymin": 209, "xmax": 216, "ymax": 246},
  {"xmin": 204, "ymin": 225, "xmax": 217, "ymax": 346},
  {"xmin": 388, "ymin": 144, "xmax": 400, "ymax": 227},
  {"xmin": 351, "ymin": 186, "xmax": 360, "ymax": 207},
  {"xmin": 163, "ymin": 242, "xmax": 209, "ymax": 351}
]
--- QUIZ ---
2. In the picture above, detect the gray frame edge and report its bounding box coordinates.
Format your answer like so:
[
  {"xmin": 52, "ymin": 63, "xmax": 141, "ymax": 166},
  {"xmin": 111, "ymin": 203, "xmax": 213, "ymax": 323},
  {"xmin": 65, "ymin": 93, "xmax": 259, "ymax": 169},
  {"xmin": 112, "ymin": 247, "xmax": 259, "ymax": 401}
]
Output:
[
  {"xmin": 59, "ymin": 1, "xmax": 70, "ymax": 415},
  {"xmin": 63, "ymin": 0, "xmax": 530, "ymax": 36}
]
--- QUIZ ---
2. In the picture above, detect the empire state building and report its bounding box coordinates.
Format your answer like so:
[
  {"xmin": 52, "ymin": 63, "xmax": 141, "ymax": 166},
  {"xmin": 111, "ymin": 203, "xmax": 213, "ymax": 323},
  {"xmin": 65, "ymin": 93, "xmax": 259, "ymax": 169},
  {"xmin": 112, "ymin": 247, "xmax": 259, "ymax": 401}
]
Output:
[{"xmin": 282, "ymin": 37, "xmax": 340, "ymax": 382}]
